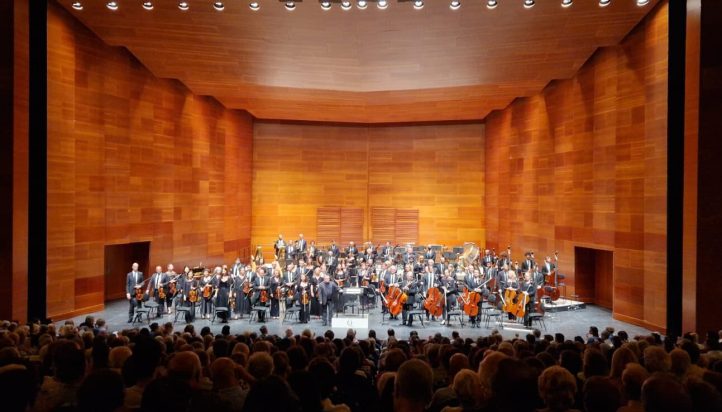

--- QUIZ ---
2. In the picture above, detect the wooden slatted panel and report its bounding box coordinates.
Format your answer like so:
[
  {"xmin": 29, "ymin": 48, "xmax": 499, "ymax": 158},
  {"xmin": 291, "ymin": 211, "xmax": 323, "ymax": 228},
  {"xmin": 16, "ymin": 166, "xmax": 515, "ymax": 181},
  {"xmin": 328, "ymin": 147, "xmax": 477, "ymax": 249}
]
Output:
[
  {"xmin": 340, "ymin": 208, "xmax": 364, "ymax": 246},
  {"xmin": 395, "ymin": 209, "xmax": 419, "ymax": 245},
  {"xmin": 371, "ymin": 208, "xmax": 396, "ymax": 245},
  {"xmin": 316, "ymin": 207, "xmax": 341, "ymax": 245}
]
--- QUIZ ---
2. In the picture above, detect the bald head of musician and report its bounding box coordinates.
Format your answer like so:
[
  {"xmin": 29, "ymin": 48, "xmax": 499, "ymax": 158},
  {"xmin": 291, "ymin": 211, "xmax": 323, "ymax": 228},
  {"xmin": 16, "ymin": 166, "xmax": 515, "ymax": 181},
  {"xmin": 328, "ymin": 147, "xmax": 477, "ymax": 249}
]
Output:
[
  {"xmin": 131, "ymin": 262, "xmax": 139, "ymax": 272},
  {"xmin": 405, "ymin": 272, "xmax": 414, "ymax": 281},
  {"xmin": 323, "ymin": 274, "xmax": 331, "ymax": 283}
]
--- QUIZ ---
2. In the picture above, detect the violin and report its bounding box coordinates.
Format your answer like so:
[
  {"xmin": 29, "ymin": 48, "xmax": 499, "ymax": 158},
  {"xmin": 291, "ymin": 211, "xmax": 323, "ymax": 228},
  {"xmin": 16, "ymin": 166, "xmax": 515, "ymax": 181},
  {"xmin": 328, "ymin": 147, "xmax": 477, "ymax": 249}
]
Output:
[
  {"xmin": 188, "ymin": 287, "xmax": 199, "ymax": 303},
  {"xmin": 157, "ymin": 285, "xmax": 166, "ymax": 300},
  {"xmin": 301, "ymin": 284, "xmax": 310, "ymax": 305},
  {"xmin": 168, "ymin": 280, "xmax": 177, "ymax": 296},
  {"xmin": 202, "ymin": 284, "xmax": 213, "ymax": 299},
  {"xmin": 134, "ymin": 286, "xmax": 144, "ymax": 301},
  {"xmin": 242, "ymin": 279, "xmax": 251, "ymax": 295},
  {"xmin": 260, "ymin": 289, "xmax": 269, "ymax": 303}
]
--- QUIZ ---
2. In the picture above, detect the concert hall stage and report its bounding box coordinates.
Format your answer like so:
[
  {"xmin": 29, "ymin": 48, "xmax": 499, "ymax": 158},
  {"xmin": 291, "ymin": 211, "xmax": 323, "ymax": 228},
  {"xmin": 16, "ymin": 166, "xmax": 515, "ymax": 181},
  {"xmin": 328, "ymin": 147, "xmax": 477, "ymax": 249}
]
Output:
[{"xmin": 66, "ymin": 300, "xmax": 652, "ymax": 341}]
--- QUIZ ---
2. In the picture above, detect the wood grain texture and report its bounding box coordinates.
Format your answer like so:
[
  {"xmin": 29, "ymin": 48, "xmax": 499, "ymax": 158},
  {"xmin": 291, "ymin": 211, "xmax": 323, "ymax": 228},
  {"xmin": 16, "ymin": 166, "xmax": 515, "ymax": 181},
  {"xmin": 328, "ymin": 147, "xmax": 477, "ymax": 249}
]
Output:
[
  {"xmin": 56, "ymin": 0, "xmax": 659, "ymax": 123},
  {"xmin": 252, "ymin": 122, "xmax": 484, "ymax": 254},
  {"xmin": 46, "ymin": 2, "xmax": 253, "ymax": 319},
  {"xmin": 485, "ymin": 2, "xmax": 668, "ymax": 332}
]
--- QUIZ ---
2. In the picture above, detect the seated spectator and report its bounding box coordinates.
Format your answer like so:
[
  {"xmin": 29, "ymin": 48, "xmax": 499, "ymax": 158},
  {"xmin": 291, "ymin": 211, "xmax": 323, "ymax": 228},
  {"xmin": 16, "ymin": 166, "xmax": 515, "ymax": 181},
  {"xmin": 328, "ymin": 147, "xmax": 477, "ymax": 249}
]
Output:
[
  {"xmin": 442, "ymin": 369, "xmax": 485, "ymax": 412},
  {"xmin": 583, "ymin": 376, "xmax": 621, "ymax": 412},
  {"xmin": 76, "ymin": 369, "xmax": 124, "ymax": 412},
  {"xmin": 537, "ymin": 365, "xmax": 580, "ymax": 412},
  {"xmin": 618, "ymin": 363, "xmax": 648, "ymax": 412},
  {"xmin": 641, "ymin": 375, "xmax": 692, "ymax": 412},
  {"xmin": 394, "ymin": 358, "xmax": 434, "ymax": 412},
  {"xmin": 211, "ymin": 357, "xmax": 248, "ymax": 412},
  {"xmin": 34, "ymin": 340, "xmax": 86, "ymax": 412}
]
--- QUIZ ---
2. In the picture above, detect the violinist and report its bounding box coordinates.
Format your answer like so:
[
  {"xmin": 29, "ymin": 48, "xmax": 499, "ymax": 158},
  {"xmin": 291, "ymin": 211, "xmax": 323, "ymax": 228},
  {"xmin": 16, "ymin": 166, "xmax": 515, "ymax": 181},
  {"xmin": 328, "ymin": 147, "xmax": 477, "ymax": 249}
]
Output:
[
  {"xmin": 200, "ymin": 269, "xmax": 215, "ymax": 319},
  {"xmin": 251, "ymin": 267, "xmax": 269, "ymax": 322},
  {"xmin": 422, "ymin": 265, "xmax": 440, "ymax": 321},
  {"xmin": 358, "ymin": 261, "xmax": 373, "ymax": 308},
  {"xmin": 270, "ymin": 269, "xmax": 282, "ymax": 319},
  {"xmin": 440, "ymin": 270, "xmax": 459, "ymax": 326},
  {"xmin": 181, "ymin": 269, "xmax": 198, "ymax": 323},
  {"xmin": 146, "ymin": 265, "xmax": 168, "ymax": 318},
  {"xmin": 232, "ymin": 265, "xmax": 250, "ymax": 319},
  {"xmin": 162, "ymin": 264, "xmax": 176, "ymax": 315},
  {"xmin": 215, "ymin": 267, "xmax": 232, "ymax": 323},
  {"xmin": 171, "ymin": 266, "xmax": 191, "ymax": 312},
  {"xmin": 401, "ymin": 272, "xmax": 420, "ymax": 327},
  {"xmin": 297, "ymin": 272, "xmax": 311, "ymax": 323},
  {"xmin": 126, "ymin": 262, "xmax": 144, "ymax": 323},
  {"xmin": 334, "ymin": 266, "xmax": 348, "ymax": 313}
]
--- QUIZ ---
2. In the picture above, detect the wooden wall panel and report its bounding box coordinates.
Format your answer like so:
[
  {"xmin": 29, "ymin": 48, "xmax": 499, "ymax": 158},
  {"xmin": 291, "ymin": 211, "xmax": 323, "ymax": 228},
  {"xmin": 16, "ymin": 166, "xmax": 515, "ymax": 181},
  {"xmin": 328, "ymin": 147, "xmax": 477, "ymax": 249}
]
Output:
[
  {"xmin": 371, "ymin": 208, "xmax": 396, "ymax": 245},
  {"xmin": 485, "ymin": 2, "xmax": 668, "ymax": 331},
  {"xmin": 316, "ymin": 207, "xmax": 341, "ymax": 245},
  {"xmin": 46, "ymin": 2, "xmax": 253, "ymax": 320},
  {"xmin": 252, "ymin": 122, "xmax": 484, "ymax": 253},
  {"xmin": 340, "ymin": 208, "xmax": 364, "ymax": 246}
]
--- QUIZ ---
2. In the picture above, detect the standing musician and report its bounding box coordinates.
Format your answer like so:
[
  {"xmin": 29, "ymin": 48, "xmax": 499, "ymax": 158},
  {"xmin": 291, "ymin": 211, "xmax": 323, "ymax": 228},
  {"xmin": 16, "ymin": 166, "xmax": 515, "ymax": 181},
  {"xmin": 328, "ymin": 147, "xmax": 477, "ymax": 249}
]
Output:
[
  {"xmin": 384, "ymin": 265, "xmax": 401, "ymax": 320},
  {"xmin": 329, "ymin": 240, "xmax": 340, "ymax": 257},
  {"xmin": 465, "ymin": 269, "xmax": 486, "ymax": 327},
  {"xmin": 541, "ymin": 254, "xmax": 557, "ymax": 283},
  {"xmin": 440, "ymin": 270, "xmax": 459, "ymax": 326},
  {"xmin": 146, "ymin": 265, "xmax": 168, "ymax": 318},
  {"xmin": 181, "ymin": 269, "xmax": 199, "ymax": 323},
  {"xmin": 381, "ymin": 241, "xmax": 393, "ymax": 261},
  {"xmin": 200, "ymin": 269, "xmax": 215, "ymax": 319},
  {"xmin": 162, "ymin": 264, "xmax": 176, "ymax": 315},
  {"xmin": 358, "ymin": 261, "xmax": 372, "ymax": 307},
  {"xmin": 436, "ymin": 256, "xmax": 448, "ymax": 276},
  {"xmin": 403, "ymin": 245, "xmax": 416, "ymax": 265},
  {"xmin": 422, "ymin": 264, "xmax": 440, "ymax": 321},
  {"xmin": 296, "ymin": 273, "xmax": 312, "ymax": 323},
  {"xmin": 334, "ymin": 266, "xmax": 348, "ymax": 313},
  {"xmin": 126, "ymin": 263, "xmax": 144, "ymax": 323},
  {"xmin": 230, "ymin": 257, "xmax": 242, "ymax": 277},
  {"xmin": 482, "ymin": 249, "xmax": 496, "ymax": 266},
  {"xmin": 251, "ymin": 267, "xmax": 270, "ymax": 322},
  {"xmin": 170, "ymin": 266, "xmax": 190, "ymax": 311},
  {"xmin": 318, "ymin": 274, "xmax": 339, "ymax": 327},
  {"xmin": 296, "ymin": 233, "xmax": 307, "ymax": 255},
  {"xmin": 310, "ymin": 267, "xmax": 323, "ymax": 318},
  {"xmin": 401, "ymin": 272, "xmax": 420, "ymax": 327},
  {"xmin": 521, "ymin": 271, "xmax": 537, "ymax": 327},
  {"xmin": 424, "ymin": 245, "xmax": 436, "ymax": 261},
  {"xmin": 346, "ymin": 241, "xmax": 358, "ymax": 258},
  {"xmin": 326, "ymin": 250, "xmax": 338, "ymax": 275},
  {"xmin": 270, "ymin": 269, "xmax": 282, "ymax": 319},
  {"xmin": 308, "ymin": 240, "xmax": 318, "ymax": 262},
  {"xmin": 274, "ymin": 234, "xmax": 286, "ymax": 261},
  {"xmin": 215, "ymin": 267, "xmax": 232, "ymax": 323},
  {"xmin": 232, "ymin": 265, "xmax": 250, "ymax": 319},
  {"xmin": 521, "ymin": 251, "xmax": 536, "ymax": 273}
]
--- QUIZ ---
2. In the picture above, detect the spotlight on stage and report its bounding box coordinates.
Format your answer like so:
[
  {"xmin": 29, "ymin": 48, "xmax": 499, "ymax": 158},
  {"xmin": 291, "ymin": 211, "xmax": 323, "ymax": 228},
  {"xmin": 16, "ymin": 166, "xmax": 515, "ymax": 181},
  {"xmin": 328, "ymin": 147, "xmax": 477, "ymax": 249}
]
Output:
[
  {"xmin": 561, "ymin": 0, "xmax": 572, "ymax": 7},
  {"xmin": 523, "ymin": 0, "xmax": 535, "ymax": 9},
  {"xmin": 249, "ymin": 2, "xmax": 260, "ymax": 10},
  {"xmin": 413, "ymin": 0, "xmax": 424, "ymax": 10},
  {"xmin": 487, "ymin": 0, "xmax": 498, "ymax": 9},
  {"xmin": 450, "ymin": 1, "xmax": 461, "ymax": 10},
  {"xmin": 213, "ymin": 2, "xmax": 225, "ymax": 11}
]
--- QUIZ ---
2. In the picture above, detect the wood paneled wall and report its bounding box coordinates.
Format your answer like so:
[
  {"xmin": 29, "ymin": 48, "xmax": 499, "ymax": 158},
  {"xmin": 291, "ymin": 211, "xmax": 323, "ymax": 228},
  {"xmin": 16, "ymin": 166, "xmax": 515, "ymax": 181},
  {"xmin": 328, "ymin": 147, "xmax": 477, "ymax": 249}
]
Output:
[
  {"xmin": 252, "ymin": 122, "xmax": 484, "ymax": 255},
  {"xmin": 46, "ymin": 2, "xmax": 253, "ymax": 320},
  {"xmin": 484, "ymin": 3, "xmax": 668, "ymax": 331}
]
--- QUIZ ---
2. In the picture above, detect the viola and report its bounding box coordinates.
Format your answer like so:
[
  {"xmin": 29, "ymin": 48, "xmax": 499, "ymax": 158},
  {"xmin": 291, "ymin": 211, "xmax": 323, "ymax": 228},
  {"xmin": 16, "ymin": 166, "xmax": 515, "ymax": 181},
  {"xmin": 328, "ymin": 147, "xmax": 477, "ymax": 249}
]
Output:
[
  {"xmin": 202, "ymin": 284, "xmax": 213, "ymax": 299},
  {"xmin": 134, "ymin": 287, "xmax": 144, "ymax": 301},
  {"xmin": 242, "ymin": 279, "xmax": 251, "ymax": 295},
  {"xmin": 188, "ymin": 288, "xmax": 199, "ymax": 303},
  {"xmin": 301, "ymin": 288, "xmax": 310, "ymax": 305},
  {"xmin": 158, "ymin": 285, "xmax": 166, "ymax": 300},
  {"xmin": 168, "ymin": 281, "xmax": 177, "ymax": 296},
  {"xmin": 260, "ymin": 289, "xmax": 269, "ymax": 303},
  {"xmin": 423, "ymin": 287, "xmax": 444, "ymax": 317}
]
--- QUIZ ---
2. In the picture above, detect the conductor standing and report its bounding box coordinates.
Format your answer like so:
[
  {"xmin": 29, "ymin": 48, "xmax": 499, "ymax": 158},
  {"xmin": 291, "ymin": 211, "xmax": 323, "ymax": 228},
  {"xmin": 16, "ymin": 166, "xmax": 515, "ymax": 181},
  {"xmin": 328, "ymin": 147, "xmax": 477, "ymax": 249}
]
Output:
[{"xmin": 318, "ymin": 274, "xmax": 339, "ymax": 326}]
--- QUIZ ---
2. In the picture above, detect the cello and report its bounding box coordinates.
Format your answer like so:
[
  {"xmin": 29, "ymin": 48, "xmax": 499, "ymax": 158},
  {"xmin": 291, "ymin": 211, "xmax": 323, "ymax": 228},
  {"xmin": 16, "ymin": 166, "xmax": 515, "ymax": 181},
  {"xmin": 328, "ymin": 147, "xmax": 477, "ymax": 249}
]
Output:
[
  {"xmin": 459, "ymin": 287, "xmax": 482, "ymax": 318},
  {"xmin": 386, "ymin": 285, "xmax": 407, "ymax": 317},
  {"xmin": 423, "ymin": 287, "xmax": 444, "ymax": 318}
]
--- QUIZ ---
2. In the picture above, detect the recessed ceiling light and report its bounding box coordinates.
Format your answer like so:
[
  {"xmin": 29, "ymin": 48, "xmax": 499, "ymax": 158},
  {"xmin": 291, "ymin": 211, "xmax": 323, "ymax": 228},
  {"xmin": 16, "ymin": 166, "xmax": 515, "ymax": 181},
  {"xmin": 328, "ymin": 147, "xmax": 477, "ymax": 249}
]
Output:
[
  {"xmin": 213, "ymin": 1, "xmax": 224, "ymax": 11},
  {"xmin": 636, "ymin": 0, "xmax": 649, "ymax": 5},
  {"xmin": 285, "ymin": 1, "xmax": 296, "ymax": 11},
  {"xmin": 142, "ymin": 1, "xmax": 154, "ymax": 10},
  {"xmin": 450, "ymin": 1, "xmax": 461, "ymax": 10},
  {"xmin": 321, "ymin": 1, "xmax": 331, "ymax": 10},
  {"xmin": 599, "ymin": 0, "xmax": 611, "ymax": 6},
  {"xmin": 341, "ymin": 1, "xmax": 352, "ymax": 10},
  {"xmin": 413, "ymin": 0, "xmax": 424, "ymax": 10},
  {"xmin": 357, "ymin": 0, "xmax": 367, "ymax": 9},
  {"xmin": 487, "ymin": 0, "xmax": 498, "ymax": 9},
  {"xmin": 523, "ymin": 0, "xmax": 535, "ymax": 9},
  {"xmin": 249, "ymin": 2, "xmax": 260, "ymax": 10},
  {"xmin": 178, "ymin": 1, "xmax": 189, "ymax": 11},
  {"xmin": 561, "ymin": 0, "xmax": 572, "ymax": 7},
  {"xmin": 377, "ymin": 0, "xmax": 388, "ymax": 9},
  {"xmin": 71, "ymin": 1, "xmax": 83, "ymax": 10},
  {"xmin": 106, "ymin": 1, "xmax": 119, "ymax": 10}
]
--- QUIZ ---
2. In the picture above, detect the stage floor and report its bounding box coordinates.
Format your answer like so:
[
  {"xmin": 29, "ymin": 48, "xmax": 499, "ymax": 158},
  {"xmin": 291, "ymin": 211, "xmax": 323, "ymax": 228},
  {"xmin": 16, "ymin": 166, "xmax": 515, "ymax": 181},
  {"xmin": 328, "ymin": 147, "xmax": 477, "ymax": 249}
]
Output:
[{"xmin": 64, "ymin": 299, "xmax": 653, "ymax": 341}]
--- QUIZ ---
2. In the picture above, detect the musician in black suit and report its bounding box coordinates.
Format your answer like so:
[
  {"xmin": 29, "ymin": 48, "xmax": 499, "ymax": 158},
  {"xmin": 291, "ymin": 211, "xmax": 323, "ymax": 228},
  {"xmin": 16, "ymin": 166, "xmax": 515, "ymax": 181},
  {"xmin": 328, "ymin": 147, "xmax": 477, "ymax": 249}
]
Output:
[
  {"xmin": 251, "ymin": 267, "xmax": 270, "ymax": 322},
  {"xmin": 146, "ymin": 265, "xmax": 168, "ymax": 318},
  {"xmin": 329, "ymin": 240, "xmax": 340, "ymax": 257},
  {"xmin": 274, "ymin": 234, "xmax": 286, "ymax": 260},
  {"xmin": 521, "ymin": 271, "xmax": 537, "ymax": 327},
  {"xmin": 403, "ymin": 245, "xmax": 416, "ymax": 265},
  {"xmin": 297, "ymin": 233, "xmax": 307, "ymax": 254},
  {"xmin": 424, "ymin": 245, "xmax": 436, "ymax": 261},
  {"xmin": 440, "ymin": 270, "xmax": 458, "ymax": 326},
  {"xmin": 346, "ymin": 241, "xmax": 358, "ymax": 257},
  {"xmin": 381, "ymin": 241, "xmax": 393, "ymax": 260},
  {"xmin": 401, "ymin": 272, "xmax": 420, "ymax": 327},
  {"xmin": 465, "ymin": 269, "xmax": 486, "ymax": 327},
  {"xmin": 318, "ymin": 274, "xmax": 340, "ymax": 326},
  {"xmin": 326, "ymin": 250, "xmax": 338, "ymax": 275},
  {"xmin": 521, "ymin": 251, "xmax": 536, "ymax": 273},
  {"xmin": 541, "ymin": 255, "xmax": 557, "ymax": 282},
  {"xmin": 126, "ymin": 263, "xmax": 143, "ymax": 323},
  {"xmin": 482, "ymin": 249, "xmax": 495, "ymax": 266}
]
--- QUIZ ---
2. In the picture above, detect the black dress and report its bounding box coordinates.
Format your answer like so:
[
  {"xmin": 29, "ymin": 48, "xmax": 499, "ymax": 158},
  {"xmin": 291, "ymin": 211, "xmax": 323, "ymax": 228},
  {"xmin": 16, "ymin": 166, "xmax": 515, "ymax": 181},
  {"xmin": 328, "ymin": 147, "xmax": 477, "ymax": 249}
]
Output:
[{"xmin": 216, "ymin": 277, "xmax": 231, "ymax": 322}]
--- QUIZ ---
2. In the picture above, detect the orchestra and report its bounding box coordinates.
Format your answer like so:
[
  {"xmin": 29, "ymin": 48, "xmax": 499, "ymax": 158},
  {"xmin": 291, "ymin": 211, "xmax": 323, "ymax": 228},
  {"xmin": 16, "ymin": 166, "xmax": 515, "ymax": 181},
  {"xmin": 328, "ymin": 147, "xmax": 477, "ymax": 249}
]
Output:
[{"xmin": 124, "ymin": 235, "xmax": 564, "ymax": 330}]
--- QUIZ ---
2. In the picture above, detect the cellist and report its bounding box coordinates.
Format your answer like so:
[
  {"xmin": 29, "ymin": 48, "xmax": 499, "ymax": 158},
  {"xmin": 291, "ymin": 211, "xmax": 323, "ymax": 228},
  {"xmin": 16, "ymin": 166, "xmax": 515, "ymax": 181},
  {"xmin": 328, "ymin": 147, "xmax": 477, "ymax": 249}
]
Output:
[
  {"xmin": 521, "ymin": 271, "xmax": 537, "ymax": 327},
  {"xmin": 465, "ymin": 268, "xmax": 485, "ymax": 327},
  {"xmin": 401, "ymin": 272, "xmax": 419, "ymax": 327},
  {"xmin": 421, "ymin": 264, "xmax": 440, "ymax": 321},
  {"xmin": 384, "ymin": 265, "xmax": 401, "ymax": 320}
]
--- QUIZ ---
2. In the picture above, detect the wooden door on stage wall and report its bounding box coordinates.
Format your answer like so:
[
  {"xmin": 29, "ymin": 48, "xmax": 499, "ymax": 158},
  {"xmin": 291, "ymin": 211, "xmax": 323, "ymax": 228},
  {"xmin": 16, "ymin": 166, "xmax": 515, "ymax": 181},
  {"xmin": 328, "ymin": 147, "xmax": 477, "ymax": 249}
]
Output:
[
  {"xmin": 574, "ymin": 247, "xmax": 613, "ymax": 309},
  {"xmin": 104, "ymin": 242, "xmax": 150, "ymax": 301}
]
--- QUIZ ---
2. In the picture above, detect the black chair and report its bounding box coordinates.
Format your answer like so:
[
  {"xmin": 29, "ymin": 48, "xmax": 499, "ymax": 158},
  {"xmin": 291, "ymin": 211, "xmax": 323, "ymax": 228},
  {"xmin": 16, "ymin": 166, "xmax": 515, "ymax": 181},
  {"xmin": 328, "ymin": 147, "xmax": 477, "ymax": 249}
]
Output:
[
  {"xmin": 250, "ymin": 306, "xmax": 269, "ymax": 323},
  {"xmin": 174, "ymin": 306, "xmax": 192, "ymax": 324},
  {"xmin": 212, "ymin": 307, "xmax": 229, "ymax": 323},
  {"xmin": 446, "ymin": 309, "xmax": 465, "ymax": 327},
  {"xmin": 283, "ymin": 306, "xmax": 300, "ymax": 323},
  {"xmin": 132, "ymin": 306, "xmax": 151, "ymax": 325},
  {"xmin": 407, "ymin": 309, "xmax": 426, "ymax": 327}
]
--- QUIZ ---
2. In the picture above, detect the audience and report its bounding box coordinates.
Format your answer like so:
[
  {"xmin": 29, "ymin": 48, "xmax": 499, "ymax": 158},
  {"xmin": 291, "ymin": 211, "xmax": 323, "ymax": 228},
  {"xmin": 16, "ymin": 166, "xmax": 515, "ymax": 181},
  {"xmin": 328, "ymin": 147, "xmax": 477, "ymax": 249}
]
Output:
[{"xmin": 1, "ymin": 318, "xmax": 722, "ymax": 412}]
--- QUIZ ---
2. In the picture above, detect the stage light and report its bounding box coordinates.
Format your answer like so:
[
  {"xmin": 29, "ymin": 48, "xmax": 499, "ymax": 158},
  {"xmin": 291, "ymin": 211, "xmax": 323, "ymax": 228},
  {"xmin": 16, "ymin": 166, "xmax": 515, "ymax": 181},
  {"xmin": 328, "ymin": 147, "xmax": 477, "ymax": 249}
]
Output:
[
  {"xmin": 413, "ymin": 0, "xmax": 424, "ymax": 10},
  {"xmin": 213, "ymin": 1, "xmax": 224, "ymax": 11},
  {"xmin": 321, "ymin": 1, "xmax": 331, "ymax": 10},
  {"xmin": 357, "ymin": 0, "xmax": 367, "ymax": 9},
  {"xmin": 178, "ymin": 1, "xmax": 189, "ymax": 11},
  {"xmin": 106, "ymin": 1, "xmax": 119, "ymax": 11},
  {"xmin": 285, "ymin": 1, "xmax": 296, "ymax": 10},
  {"xmin": 561, "ymin": 0, "xmax": 572, "ymax": 7},
  {"xmin": 377, "ymin": 0, "xmax": 388, "ymax": 9},
  {"xmin": 487, "ymin": 0, "xmax": 498, "ymax": 9},
  {"xmin": 599, "ymin": 0, "xmax": 611, "ymax": 6},
  {"xmin": 450, "ymin": 1, "xmax": 461, "ymax": 10},
  {"xmin": 142, "ymin": 1, "xmax": 154, "ymax": 10},
  {"xmin": 71, "ymin": 1, "xmax": 83, "ymax": 11},
  {"xmin": 341, "ymin": 1, "xmax": 352, "ymax": 10},
  {"xmin": 636, "ymin": 0, "xmax": 649, "ymax": 5},
  {"xmin": 523, "ymin": 0, "xmax": 535, "ymax": 9},
  {"xmin": 249, "ymin": 2, "xmax": 260, "ymax": 10}
]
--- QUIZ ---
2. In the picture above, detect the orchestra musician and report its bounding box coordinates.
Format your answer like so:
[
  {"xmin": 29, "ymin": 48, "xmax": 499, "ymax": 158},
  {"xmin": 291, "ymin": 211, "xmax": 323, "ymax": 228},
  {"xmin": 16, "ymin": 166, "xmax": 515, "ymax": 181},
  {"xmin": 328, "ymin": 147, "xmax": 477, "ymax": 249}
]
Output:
[
  {"xmin": 251, "ymin": 267, "xmax": 270, "ymax": 322},
  {"xmin": 270, "ymin": 269, "xmax": 282, "ymax": 319},
  {"xmin": 310, "ymin": 267, "xmax": 323, "ymax": 317},
  {"xmin": 170, "ymin": 266, "xmax": 191, "ymax": 312},
  {"xmin": 465, "ymin": 269, "xmax": 486, "ymax": 327},
  {"xmin": 199, "ymin": 269, "xmax": 215, "ymax": 319},
  {"xmin": 440, "ymin": 270, "xmax": 459, "ymax": 326},
  {"xmin": 381, "ymin": 241, "xmax": 393, "ymax": 261},
  {"xmin": 521, "ymin": 271, "xmax": 537, "ymax": 327},
  {"xmin": 308, "ymin": 240, "xmax": 318, "ymax": 262},
  {"xmin": 146, "ymin": 265, "xmax": 168, "ymax": 318},
  {"xmin": 424, "ymin": 245, "xmax": 436, "ymax": 261},
  {"xmin": 421, "ymin": 264, "xmax": 440, "ymax": 321},
  {"xmin": 403, "ymin": 245, "xmax": 416, "ymax": 265},
  {"xmin": 541, "ymin": 255, "xmax": 557, "ymax": 282},
  {"xmin": 232, "ymin": 265, "xmax": 250, "ymax": 319},
  {"xmin": 181, "ymin": 269, "xmax": 198, "ymax": 323},
  {"xmin": 297, "ymin": 233, "xmax": 307, "ymax": 255},
  {"xmin": 384, "ymin": 265, "xmax": 401, "ymax": 320},
  {"xmin": 401, "ymin": 272, "xmax": 420, "ymax": 327},
  {"xmin": 318, "ymin": 274, "xmax": 339, "ymax": 327},
  {"xmin": 346, "ymin": 241, "xmax": 358, "ymax": 258},
  {"xmin": 329, "ymin": 240, "xmax": 340, "ymax": 257},
  {"xmin": 126, "ymin": 263, "xmax": 143, "ymax": 323},
  {"xmin": 296, "ymin": 272, "xmax": 311, "ymax": 323},
  {"xmin": 215, "ymin": 267, "xmax": 232, "ymax": 323},
  {"xmin": 163, "ymin": 264, "xmax": 176, "ymax": 314},
  {"xmin": 521, "ymin": 251, "xmax": 536, "ymax": 272},
  {"xmin": 482, "ymin": 249, "xmax": 495, "ymax": 266},
  {"xmin": 274, "ymin": 234, "xmax": 286, "ymax": 261}
]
